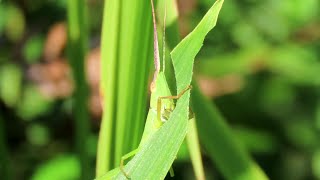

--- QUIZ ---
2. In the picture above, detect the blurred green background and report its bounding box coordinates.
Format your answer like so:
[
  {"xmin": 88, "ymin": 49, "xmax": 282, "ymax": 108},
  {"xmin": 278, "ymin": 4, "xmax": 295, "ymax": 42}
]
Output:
[{"xmin": 0, "ymin": 0, "xmax": 319, "ymax": 179}]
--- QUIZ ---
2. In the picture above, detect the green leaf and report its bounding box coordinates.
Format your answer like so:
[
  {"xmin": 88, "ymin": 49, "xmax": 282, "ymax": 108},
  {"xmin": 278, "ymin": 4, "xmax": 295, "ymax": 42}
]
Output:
[
  {"xmin": 171, "ymin": 0, "xmax": 224, "ymax": 93},
  {"xmin": 4, "ymin": 4, "xmax": 25, "ymax": 42},
  {"xmin": 0, "ymin": 64, "xmax": 22, "ymax": 107},
  {"xmin": 116, "ymin": 90, "xmax": 190, "ymax": 179},
  {"xmin": 158, "ymin": 1, "xmax": 206, "ymax": 178},
  {"xmin": 191, "ymin": 83, "xmax": 268, "ymax": 180},
  {"xmin": 94, "ymin": 168, "xmax": 121, "ymax": 180},
  {"xmin": 96, "ymin": 0, "xmax": 153, "ymax": 176},
  {"xmin": 31, "ymin": 154, "xmax": 80, "ymax": 180},
  {"xmin": 17, "ymin": 85, "xmax": 52, "ymax": 120},
  {"xmin": 23, "ymin": 35, "xmax": 44, "ymax": 64},
  {"xmin": 26, "ymin": 124, "xmax": 50, "ymax": 146},
  {"xmin": 67, "ymin": 1, "xmax": 91, "ymax": 179},
  {"xmin": 312, "ymin": 150, "xmax": 320, "ymax": 179},
  {"xmin": 195, "ymin": 47, "xmax": 267, "ymax": 77}
]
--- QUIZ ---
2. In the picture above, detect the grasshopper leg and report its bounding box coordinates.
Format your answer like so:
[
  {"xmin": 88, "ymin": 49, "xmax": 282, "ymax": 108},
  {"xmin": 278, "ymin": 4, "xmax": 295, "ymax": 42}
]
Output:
[
  {"xmin": 120, "ymin": 149, "xmax": 139, "ymax": 179},
  {"xmin": 157, "ymin": 85, "xmax": 192, "ymax": 122}
]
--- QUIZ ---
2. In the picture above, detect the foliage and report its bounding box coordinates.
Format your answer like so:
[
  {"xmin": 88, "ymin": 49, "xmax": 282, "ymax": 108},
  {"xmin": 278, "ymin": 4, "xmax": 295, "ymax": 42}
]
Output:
[{"xmin": 0, "ymin": 0, "xmax": 320, "ymax": 179}]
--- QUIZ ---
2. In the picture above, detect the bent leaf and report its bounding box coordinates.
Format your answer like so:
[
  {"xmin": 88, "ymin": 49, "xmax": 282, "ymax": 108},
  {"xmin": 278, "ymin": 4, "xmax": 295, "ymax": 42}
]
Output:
[{"xmin": 191, "ymin": 83, "xmax": 268, "ymax": 180}]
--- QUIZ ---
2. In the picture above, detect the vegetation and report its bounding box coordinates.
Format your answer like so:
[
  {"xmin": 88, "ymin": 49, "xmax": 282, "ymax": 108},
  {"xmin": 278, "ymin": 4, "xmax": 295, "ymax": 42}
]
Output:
[{"xmin": 0, "ymin": 0, "xmax": 319, "ymax": 179}]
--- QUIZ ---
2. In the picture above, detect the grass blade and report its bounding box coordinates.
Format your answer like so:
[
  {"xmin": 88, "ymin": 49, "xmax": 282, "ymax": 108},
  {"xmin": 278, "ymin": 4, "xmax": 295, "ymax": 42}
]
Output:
[
  {"xmin": 171, "ymin": 0, "xmax": 224, "ymax": 92},
  {"xmin": 191, "ymin": 83, "xmax": 268, "ymax": 180},
  {"xmin": 67, "ymin": 1, "xmax": 90, "ymax": 179},
  {"xmin": 96, "ymin": 0, "xmax": 120, "ymax": 175},
  {"xmin": 96, "ymin": 0, "xmax": 153, "ymax": 176},
  {"xmin": 114, "ymin": 0, "xmax": 153, "ymax": 164},
  {"xmin": 186, "ymin": 118, "xmax": 206, "ymax": 180}
]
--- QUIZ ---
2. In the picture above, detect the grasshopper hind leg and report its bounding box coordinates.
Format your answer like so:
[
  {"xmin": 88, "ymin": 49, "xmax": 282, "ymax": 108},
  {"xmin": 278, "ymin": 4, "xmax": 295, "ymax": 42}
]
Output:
[{"xmin": 120, "ymin": 149, "xmax": 139, "ymax": 179}]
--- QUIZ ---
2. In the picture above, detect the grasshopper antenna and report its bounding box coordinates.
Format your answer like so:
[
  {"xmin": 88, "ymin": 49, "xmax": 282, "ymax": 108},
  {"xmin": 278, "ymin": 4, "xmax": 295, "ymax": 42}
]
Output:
[
  {"xmin": 150, "ymin": 0, "xmax": 160, "ymax": 93},
  {"xmin": 162, "ymin": 0, "xmax": 167, "ymax": 73}
]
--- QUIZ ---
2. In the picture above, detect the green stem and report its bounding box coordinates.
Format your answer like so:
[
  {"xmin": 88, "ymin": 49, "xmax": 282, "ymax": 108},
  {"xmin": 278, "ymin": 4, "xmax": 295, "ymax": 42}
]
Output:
[
  {"xmin": 67, "ymin": 1, "xmax": 90, "ymax": 179},
  {"xmin": 186, "ymin": 118, "xmax": 206, "ymax": 180}
]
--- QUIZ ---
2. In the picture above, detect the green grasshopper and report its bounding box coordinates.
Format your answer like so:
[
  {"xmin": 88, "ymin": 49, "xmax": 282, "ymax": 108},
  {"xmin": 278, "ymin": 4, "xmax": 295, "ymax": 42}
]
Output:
[
  {"xmin": 95, "ymin": 0, "xmax": 191, "ymax": 179},
  {"xmin": 119, "ymin": 0, "xmax": 191, "ymax": 178}
]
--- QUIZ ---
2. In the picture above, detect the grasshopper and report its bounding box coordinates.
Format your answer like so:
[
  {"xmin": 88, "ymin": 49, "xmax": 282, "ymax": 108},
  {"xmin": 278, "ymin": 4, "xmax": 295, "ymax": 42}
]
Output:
[{"xmin": 119, "ymin": 0, "xmax": 191, "ymax": 178}]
